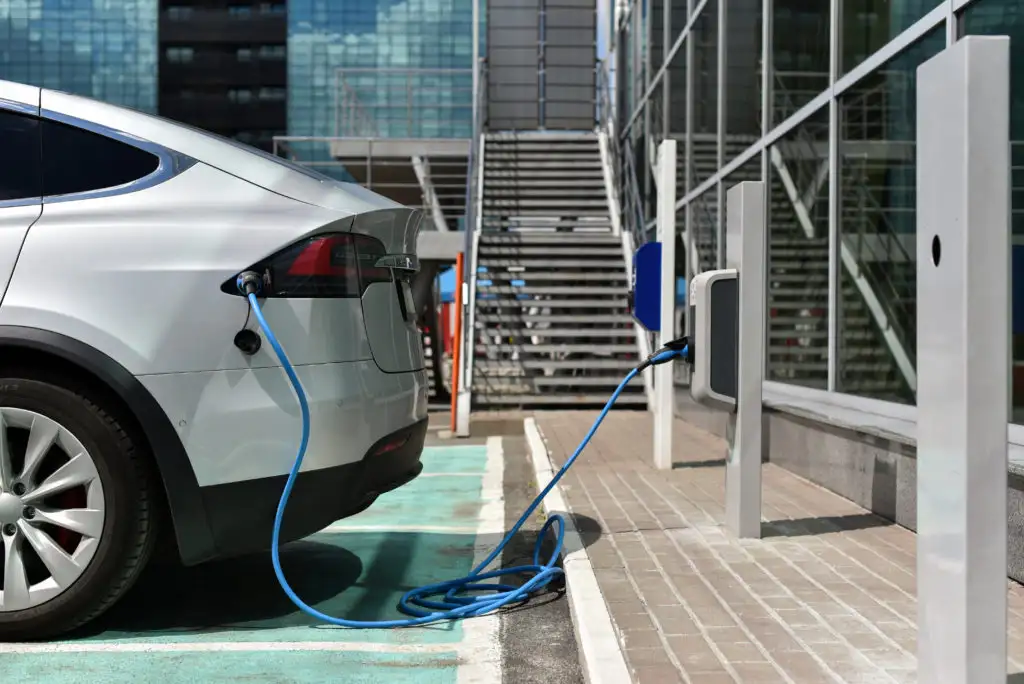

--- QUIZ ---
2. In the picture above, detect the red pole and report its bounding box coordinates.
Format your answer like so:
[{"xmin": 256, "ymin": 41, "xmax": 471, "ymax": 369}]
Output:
[{"xmin": 450, "ymin": 253, "xmax": 465, "ymax": 432}]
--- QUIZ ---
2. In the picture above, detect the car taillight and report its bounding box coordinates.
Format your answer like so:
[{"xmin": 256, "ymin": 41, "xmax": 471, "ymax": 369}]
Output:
[{"xmin": 221, "ymin": 232, "xmax": 391, "ymax": 298}]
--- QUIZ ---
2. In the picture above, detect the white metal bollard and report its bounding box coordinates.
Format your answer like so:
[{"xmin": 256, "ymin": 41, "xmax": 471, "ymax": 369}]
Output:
[
  {"xmin": 724, "ymin": 181, "xmax": 765, "ymax": 539},
  {"xmin": 916, "ymin": 35, "xmax": 1010, "ymax": 684},
  {"xmin": 653, "ymin": 139, "xmax": 677, "ymax": 471}
]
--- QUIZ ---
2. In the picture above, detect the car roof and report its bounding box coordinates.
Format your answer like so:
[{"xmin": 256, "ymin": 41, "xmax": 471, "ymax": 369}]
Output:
[{"xmin": 0, "ymin": 79, "xmax": 400, "ymax": 216}]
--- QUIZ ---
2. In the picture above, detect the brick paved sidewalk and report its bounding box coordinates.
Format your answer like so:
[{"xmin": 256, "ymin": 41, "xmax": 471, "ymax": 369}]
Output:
[{"xmin": 535, "ymin": 411, "xmax": 1024, "ymax": 684}]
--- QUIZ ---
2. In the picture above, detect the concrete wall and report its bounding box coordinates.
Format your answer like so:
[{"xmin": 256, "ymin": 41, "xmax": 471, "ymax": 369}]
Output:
[{"xmin": 674, "ymin": 388, "xmax": 1024, "ymax": 584}]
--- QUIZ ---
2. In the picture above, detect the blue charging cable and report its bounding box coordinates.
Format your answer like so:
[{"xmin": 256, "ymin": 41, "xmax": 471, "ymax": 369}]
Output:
[{"xmin": 244, "ymin": 287, "xmax": 686, "ymax": 628}]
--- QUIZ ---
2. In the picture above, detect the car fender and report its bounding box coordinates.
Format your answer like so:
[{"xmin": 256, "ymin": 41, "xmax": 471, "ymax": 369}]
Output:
[{"xmin": 0, "ymin": 325, "xmax": 218, "ymax": 565}]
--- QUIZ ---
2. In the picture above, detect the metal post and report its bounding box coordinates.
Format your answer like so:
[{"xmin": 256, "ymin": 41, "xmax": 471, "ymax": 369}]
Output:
[
  {"xmin": 915, "ymin": 35, "xmax": 1010, "ymax": 684},
  {"xmin": 724, "ymin": 181, "xmax": 765, "ymax": 538},
  {"xmin": 653, "ymin": 139, "xmax": 678, "ymax": 470}
]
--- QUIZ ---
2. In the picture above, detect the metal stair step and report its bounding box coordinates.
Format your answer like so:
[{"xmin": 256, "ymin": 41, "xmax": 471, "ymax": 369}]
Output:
[
  {"xmin": 472, "ymin": 376, "xmax": 641, "ymax": 389},
  {"xmin": 475, "ymin": 327, "xmax": 635, "ymax": 338},
  {"xmin": 475, "ymin": 299, "xmax": 628, "ymax": 309},
  {"xmin": 484, "ymin": 169, "xmax": 605, "ymax": 178},
  {"xmin": 484, "ymin": 160, "xmax": 604, "ymax": 169},
  {"xmin": 478, "ymin": 233, "xmax": 620, "ymax": 245},
  {"xmin": 483, "ymin": 198, "xmax": 609, "ymax": 208},
  {"xmin": 476, "ymin": 313, "xmax": 632, "ymax": 324},
  {"xmin": 480, "ymin": 272, "xmax": 627, "ymax": 282},
  {"xmin": 485, "ymin": 178, "xmax": 605, "ymax": 187},
  {"xmin": 478, "ymin": 259, "xmax": 625, "ymax": 269},
  {"xmin": 477, "ymin": 285, "xmax": 626, "ymax": 295},
  {"xmin": 476, "ymin": 344, "xmax": 637, "ymax": 354},
  {"xmin": 474, "ymin": 393, "xmax": 647, "ymax": 406},
  {"xmin": 475, "ymin": 358, "xmax": 637, "ymax": 370}
]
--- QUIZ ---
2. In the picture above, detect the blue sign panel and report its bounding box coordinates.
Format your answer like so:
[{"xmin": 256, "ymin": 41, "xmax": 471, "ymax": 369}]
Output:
[{"xmin": 631, "ymin": 241, "xmax": 661, "ymax": 331}]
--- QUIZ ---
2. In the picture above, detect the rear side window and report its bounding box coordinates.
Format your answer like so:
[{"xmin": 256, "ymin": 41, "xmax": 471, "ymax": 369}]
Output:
[
  {"xmin": 0, "ymin": 109, "xmax": 42, "ymax": 202},
  {"xmin": 41, "ymin": 119, "xmax": 160, "ymax": 197}
]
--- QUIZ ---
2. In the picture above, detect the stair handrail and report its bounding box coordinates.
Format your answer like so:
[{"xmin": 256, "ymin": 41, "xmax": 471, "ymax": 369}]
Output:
[
  {"xmin": 599, "ymin": 57, "xmax": 656, "ymax": 406},
  {"xmin": 771, "ymin": 73, "xmax": 917, "ymax": 394},
  {"xmin": 458, "ymin": 57, "xmax": 488, "ymax": 414}
]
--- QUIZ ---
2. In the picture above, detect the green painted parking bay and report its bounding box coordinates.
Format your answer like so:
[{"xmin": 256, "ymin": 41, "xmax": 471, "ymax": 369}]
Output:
[
  {"xmin": 0, "ymin": 443, "xmax": 501, "ymax": 684},
  {"xmin": 0, "ymin": 649, "xmax": 461, "ymax": 684}
]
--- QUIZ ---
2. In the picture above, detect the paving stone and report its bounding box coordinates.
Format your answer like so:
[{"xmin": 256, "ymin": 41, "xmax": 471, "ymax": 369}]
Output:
[{"xmin": 535, "ymin": 411, "xmax": 1024, "ymax": 684}]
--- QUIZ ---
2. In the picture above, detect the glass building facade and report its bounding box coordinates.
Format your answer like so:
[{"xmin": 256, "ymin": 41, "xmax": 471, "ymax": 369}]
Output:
[
  {"xmin": 0, "ymin": 0, "xmax": 158, "ymax": 112},
  {"xmin": 287, "ymin": 0, "xmax": 477, "ymax": 141},
  {"xmin": 614, "ymin": 0, "xmax": 1024, "ymax": 424}
]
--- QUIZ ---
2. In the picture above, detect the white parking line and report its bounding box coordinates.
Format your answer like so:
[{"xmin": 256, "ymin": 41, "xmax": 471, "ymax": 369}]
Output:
[
  {"xmin": 418, "ymin": 472, "xmax": 485, "ymax": 478},
  {"xmin": 455, "ymin": 435, "xmax": 505, "ymax": 684},
  {"xmin": 0, "ymin": 641, "xmax": 461, "ymax": 654},
  {"xmin": 323, "ymin": 523, "xmax": 480, "ymax": 534}
]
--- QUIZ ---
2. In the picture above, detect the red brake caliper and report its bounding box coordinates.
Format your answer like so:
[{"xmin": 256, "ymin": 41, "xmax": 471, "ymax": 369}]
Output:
[{"xmin": 53, "ymin": 488, "xmax": 86, "ymax": 553}]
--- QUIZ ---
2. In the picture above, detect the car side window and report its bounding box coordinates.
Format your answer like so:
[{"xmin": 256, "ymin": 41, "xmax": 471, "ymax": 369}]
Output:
[
  {"xmin": 0, "ymin": 109, "xmax": 42, "ymax": 202},
  {"xmin": 41, "ymin": 119, "xmax": 161, "ymax": 197}
]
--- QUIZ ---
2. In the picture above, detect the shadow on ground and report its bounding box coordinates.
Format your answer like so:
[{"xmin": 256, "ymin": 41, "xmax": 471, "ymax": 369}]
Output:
[
  {"xmin": 67, "ymin": 522, "xmax": 584, "ymax": 640},
  {"xmin": 762, "ymin": 513, "xmax": 893, "ymax": 538}
]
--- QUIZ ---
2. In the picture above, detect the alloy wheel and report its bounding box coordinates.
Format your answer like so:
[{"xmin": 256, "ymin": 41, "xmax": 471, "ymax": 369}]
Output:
[{"xmin": 0, "ymin": 408, "xmax": 105, "ymax": 612}]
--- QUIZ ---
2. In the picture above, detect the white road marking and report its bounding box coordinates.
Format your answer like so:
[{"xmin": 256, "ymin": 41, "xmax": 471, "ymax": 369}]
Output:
[
  {"xmin": 323, "ymin": 523, "xmax": 480, "ymax": 534},
  {"xmin": 0, "ymin": 641, "xmax": 462, "ymax": 654},
  {"xmin": 417, "ymin": 472, "xmax": 484, "ymax": 478},
  {"xmin": 524, "ymin": 417, "xmax": 631, "ymax": 684},
  {"xmin": 455, "ymin": 436, "xmax": 505, "ymax": 684}
]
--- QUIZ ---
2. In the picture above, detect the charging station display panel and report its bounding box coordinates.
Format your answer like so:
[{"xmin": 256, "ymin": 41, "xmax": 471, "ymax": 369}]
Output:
[{"xmin": 690, "ymin": 269, "xmax": 738, "ymax": 411}]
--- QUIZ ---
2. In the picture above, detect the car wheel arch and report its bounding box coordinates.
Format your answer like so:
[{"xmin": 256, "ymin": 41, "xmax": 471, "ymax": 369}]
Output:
[{"xmin": 0, "ymin": 325, "xmax": 218, "ymax": 565}]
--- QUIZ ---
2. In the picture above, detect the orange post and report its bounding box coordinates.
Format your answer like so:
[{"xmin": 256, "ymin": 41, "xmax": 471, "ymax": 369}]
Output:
[{"xmin": 449, "ymin": 252, "xmax": 465, "ymax": 431}]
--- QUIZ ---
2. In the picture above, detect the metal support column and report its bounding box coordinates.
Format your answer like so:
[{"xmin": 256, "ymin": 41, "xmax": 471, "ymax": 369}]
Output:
[
  {"xmin": 916, "ymin": 35, "xmax": 1010, "ymax": 684},
  {"xmin": 724, "ymin": 181, "xmax": 765, "ymax": 538},
  {"xmin": 654, "ymin": 139, "xmax": 678, "ymax": 470}
]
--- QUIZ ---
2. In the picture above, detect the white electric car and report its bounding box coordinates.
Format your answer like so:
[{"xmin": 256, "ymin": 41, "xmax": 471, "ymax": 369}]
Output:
[{"xmin": 0, "ymin": 80, "xmax": 428, "ymax": 639}]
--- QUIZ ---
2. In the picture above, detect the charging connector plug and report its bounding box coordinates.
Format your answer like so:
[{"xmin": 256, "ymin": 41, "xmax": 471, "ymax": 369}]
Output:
[
  {"xmin": 636, "ymin": 336, "xmax": 692, "ymax": 372},
  {"xmin": 236, "ymin": 271, "xmax": 262, "ymax": 297}
]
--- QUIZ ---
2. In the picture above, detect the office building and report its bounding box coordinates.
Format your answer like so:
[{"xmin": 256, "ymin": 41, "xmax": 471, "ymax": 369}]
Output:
[
  {"xmin": 613, "ymin": 0, "xmax": 1024, "ymax": 420},
  {"xmin": 0, "ymin": 0, "xmax": 159, "ymax": 112},
  {"xmin": 0, "ymin": 1, "xmax": 287, "ymax": 150},
  {"xmin": 159, "ymin": 1, "xmax": 288, "ymax": 149}
]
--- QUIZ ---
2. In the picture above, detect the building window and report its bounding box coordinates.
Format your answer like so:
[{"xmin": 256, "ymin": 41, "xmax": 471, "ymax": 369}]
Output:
[
  {"xmin": 166, "ymin": 6, "xmax": 194, "ymax": 20},
  {"xmin": 258, "ymin": 45, "xmax": 286, "ymax": 60},
  {"xmin": 236, "ymin": 48, "xmax": 253, "ymax": 62},
  {"xmin": 165, "ymin": 47, "xmax": 195, "ymax": 64},
  {"xmin": 228, "ymin": 5, "xmax": 253, "ymax": 17},
  {"xmin": 258, "ymin": 88, "xmax": 286, "ymax": 101},
  {"xmin": 229, "ymin": 89, "xmax": 254, "ymax": 103},
  {"xmin": 258, "ymin": 3, "xmax": 286, "ymax": 14}
]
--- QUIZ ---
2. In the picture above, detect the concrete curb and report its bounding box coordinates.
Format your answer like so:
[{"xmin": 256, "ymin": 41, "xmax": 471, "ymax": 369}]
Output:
[{"xmin": 523, "ymin": 416, "xmax": 632, "ymax": 684}]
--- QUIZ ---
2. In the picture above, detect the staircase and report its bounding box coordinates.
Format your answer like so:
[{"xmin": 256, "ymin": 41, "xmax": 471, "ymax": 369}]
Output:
[
  {"xmin": 683, "ymin": 133, "xmax": 914, "ymax": 402},
  {"xmin": 468, "ymin": 132, "xmax": 646, "ymax": 409}
]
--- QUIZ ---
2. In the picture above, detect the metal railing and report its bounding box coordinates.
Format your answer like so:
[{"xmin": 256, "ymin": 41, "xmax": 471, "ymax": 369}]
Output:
[
  {"xmin": 599, "ymin": 58, "xmax": 646, "ymax": 248},
  {"xmin": 333, "ymin": 68, "xmax": 475, "ymax": 139},
  {"xmin": 457, "ymin": 58, "xmax": 488, "ymax": 413}
]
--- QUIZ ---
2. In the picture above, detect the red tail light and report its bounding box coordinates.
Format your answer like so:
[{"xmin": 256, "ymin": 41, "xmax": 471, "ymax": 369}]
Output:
[{"xmin": 222, "ymin": 232, "xmax": 391, "ymax": 298}]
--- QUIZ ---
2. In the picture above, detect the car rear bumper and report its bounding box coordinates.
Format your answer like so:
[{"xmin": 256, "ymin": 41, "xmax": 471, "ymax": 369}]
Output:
[
  {"xmin": 137, "ymin": 359, "xmax": 429, "ymax": 564},
  {"xmin": 198, "ymin": 416, "xmax": 428, "ymax": 560}
]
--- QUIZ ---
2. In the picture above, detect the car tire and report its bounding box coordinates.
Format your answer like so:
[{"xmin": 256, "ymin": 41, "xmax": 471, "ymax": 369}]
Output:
[{"xmin": 0, "ymin": 372, "xmax": 159, "ymax": 640}]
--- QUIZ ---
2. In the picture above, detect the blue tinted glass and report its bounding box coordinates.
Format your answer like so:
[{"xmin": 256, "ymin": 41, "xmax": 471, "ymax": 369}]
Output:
[
  {"xmin": 287, "ymin": 0, "xmax": 478, "ymax": 147},
  {"xmin": 0, "ymin": 0, "xmax": 158, "ymax": 113}
]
